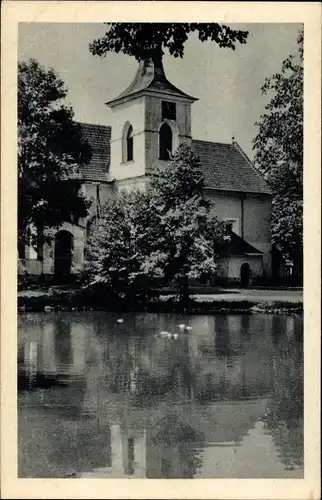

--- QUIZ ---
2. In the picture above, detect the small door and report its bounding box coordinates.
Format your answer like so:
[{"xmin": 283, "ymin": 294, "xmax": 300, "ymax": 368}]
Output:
[
  {"xmin": 54, "ymin": 230, "xmax": 74, "ymax": 280},
  {"xmin": 240, "ymin": 263, "xmax": 251, "ymax": 287}
]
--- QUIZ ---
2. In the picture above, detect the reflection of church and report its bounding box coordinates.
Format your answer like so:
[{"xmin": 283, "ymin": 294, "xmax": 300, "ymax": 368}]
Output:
[{"xmin": 18, "ymin": 314, "xmax": 303, "ymax": 478}]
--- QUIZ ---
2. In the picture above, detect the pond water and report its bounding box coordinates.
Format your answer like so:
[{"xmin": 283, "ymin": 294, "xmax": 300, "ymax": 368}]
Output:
[{"xmin": 18, "ymin": 312, "xmax": 303, "ymax": 479}]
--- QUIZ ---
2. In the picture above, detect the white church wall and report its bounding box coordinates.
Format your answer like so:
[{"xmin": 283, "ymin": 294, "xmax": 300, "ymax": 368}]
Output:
[
  {"xmin": 243, "ymin": 195, "xmax": 272, "ymax": 277},
  {"xmin": 204, "ymin": 189, "xmax": 272, "ymax": 277},
  {"xmin": 243, "ymin": 195, "xmax": 271, "ymax": 246},
  {"xmin": 227, "ymin": 255, "xmax": 264, "ymax": 281},
  {"xmin": 205, "ymin": 190, "xmax": 243, "ymax": 230},
  {"xmin": 109, "ymin": 98, "xmax": 146, "ymax": 181},
  {"xmin": 42, "ymin": 222, "xmax": 85, "ymax": 275}
]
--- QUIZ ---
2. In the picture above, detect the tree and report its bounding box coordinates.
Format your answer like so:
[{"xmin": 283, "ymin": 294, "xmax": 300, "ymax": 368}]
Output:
[
  {"xmin": 89, "ymin": 23, "xmax": 248, "ymax": 61},
  {"xmin": 83, "ymin": 144, "xmax": 227, "ymax": 305},
  {"xmin": 253, "ymin": 30, "xmax": 303, "ymax": 278},
  {"xmin": 146, "ymin": 144, "xmax": 227, "ymax": 303},
  {"xmin": 83, "ymin": 189, "xmax": 157, "ymax": 303},
  {"xmin": 18, "ymin": 59, "xmax": 91, "ymax": 251}
]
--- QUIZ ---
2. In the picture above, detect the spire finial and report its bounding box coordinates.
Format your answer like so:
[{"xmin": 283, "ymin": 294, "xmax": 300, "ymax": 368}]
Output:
[{"xmin": 142, "ymin": 54, "xmax": 166, "ymax": 82}]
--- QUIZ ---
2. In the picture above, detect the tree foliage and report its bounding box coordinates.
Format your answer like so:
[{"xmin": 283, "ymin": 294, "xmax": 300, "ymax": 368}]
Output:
[
  {"xmin": 253, "ymin": 30, "xmax": 303, "ymax": 273},
  {"xmin": 147, "ymin": 144, "xmax": 227, "ymax": 301},
  {"xmin": 18, "ymin": 59, "xmax": 92, "ymax": 247},
  {"xmin": 89, "ymin": 23, "xmax": 248, "ymax": 61},
  {"xmin": 83, "ymin": 190, "xmax": 156, "ymax": 301},
  {"xmin": 83, "ymin": 144, "xmax": 227, "ymax": 303}
]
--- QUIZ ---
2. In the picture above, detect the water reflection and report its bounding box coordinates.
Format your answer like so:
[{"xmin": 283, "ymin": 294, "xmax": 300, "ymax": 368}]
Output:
[
  {"xmin": 264, "ymin": 317, "xmax": 304, "ymax": 471},
  {"xmin": 18, "ymin": 312, "xmax": 303, "ymax": 478}
]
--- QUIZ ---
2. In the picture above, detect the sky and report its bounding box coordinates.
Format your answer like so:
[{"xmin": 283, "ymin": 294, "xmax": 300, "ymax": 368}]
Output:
[{"xmin": 18, "ymin": 23, "xmax": 302, "ymax": 158}]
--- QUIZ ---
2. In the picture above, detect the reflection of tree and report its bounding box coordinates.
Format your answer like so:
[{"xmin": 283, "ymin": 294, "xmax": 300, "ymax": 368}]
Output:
[
  {"xmin": 106, "ymin": 334, "xmax": 197, "ymax": 403},
  {"xmin": 272, "ymin": 315, "xmax": 284, "ymax": 345},
  {"xmin": 264, "ymin": 331, "xmax": 303, "ymax": 469},
  {"xmin": 194, "ymin": 317, "xmax": 241, "ymax": 402},
  {"xmin": 41, "ymin": 377, "xmax": 87, "ymax": 420},
  {"xmin": 148, "ymin": 413, "xmax": 204, "ymax": 478},
  {"xmin": 214, "ymin": 316, "xmax": 232, "ymax": 358},
  {"xmin": 96, "ymin": 315, "xmax": 270, "ymax": 407},
  {"xmin": 105, "ymin": 337, "xmax": 142, "ymax": 396},
  {"xmin": 123, "ymin": 437, "xmax": 135, "ymax": 476},
  {"xmin": 54, "ymin": 319, "xmax": 73, "ymax": 370},
  {"xmin": 240, "ymin": 315, "xmax": 251, "ymax": 341},
  {"xmin": 46, "ymin": 419, "xmax": 112, "ymax": 476}
]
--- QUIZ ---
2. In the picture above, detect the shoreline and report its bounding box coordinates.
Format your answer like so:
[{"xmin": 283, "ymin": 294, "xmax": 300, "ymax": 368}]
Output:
[{"xmin": 18, "ymin": 288, "xmax": 303, "ymax": 315}]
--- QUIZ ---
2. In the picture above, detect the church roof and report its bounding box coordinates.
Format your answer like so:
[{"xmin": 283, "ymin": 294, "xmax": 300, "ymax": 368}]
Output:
[
  {"xmin": 106, "ymin": 58, "xmax": 197, "ymax": 107},
  {"xmin": 192, "ymin": 139, "xmax": 271, "ymax": 195},
  {"xmin": 76, "ymin": 122, "xmax": 270, "ymax": 195},
  {"xmin": 221, "ymin": 231, "xmax": 264, "ymax": 256},
  {"xmin": 78, "ymin": 122, "xmax": 113, "ymax": 182}
]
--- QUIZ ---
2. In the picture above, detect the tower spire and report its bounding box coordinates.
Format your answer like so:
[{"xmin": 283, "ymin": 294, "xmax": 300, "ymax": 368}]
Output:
[{"xmin": 106, "ymin": 54, "xmax": 197, "ymax": 108}]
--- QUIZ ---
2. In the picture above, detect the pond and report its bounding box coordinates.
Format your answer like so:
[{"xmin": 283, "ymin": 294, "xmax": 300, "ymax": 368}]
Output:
[{"xmin": 18, "ymin": 312, "xmax": 303, "ymax": 479}]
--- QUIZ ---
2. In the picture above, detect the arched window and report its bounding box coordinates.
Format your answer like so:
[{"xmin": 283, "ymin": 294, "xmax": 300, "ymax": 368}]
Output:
[
  {"xmin": 122, "ymin": 122, "xmax": 134, "ymax": 163},
  {"xmin": 126, "ymin": 125, "xmax": 134, "ymax": 162},
  {"xmin": 159, "ymin": 122, "xmax": 173, "ymax": 160}
]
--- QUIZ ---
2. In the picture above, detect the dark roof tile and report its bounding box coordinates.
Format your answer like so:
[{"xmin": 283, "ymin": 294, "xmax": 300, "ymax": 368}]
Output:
[
  {"xmin": 220, "ymin": 231, "xmax": 263, "ymax": 256},
  {"xmin": 76, "ymin": 123, "xmax": 270, "ymax": 194},
  {"xmin": 192, "ymin": 139, "xmax": 271, "ymax": 195},
  {"xmin": 78, "ymin": 122, "xmax": 113, "ymax": 182}
]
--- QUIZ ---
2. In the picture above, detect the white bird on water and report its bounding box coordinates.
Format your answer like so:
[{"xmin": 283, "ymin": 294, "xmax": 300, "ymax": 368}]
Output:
[
  {"xmin": 160, "ymin": 331, "xmax": 172, "ymax": 338},
  {"xmin": 178, "ymin": 324, "xmax": 192, "ymax": 332},
  {"xmin": 117, "ymin": 318, "xmax": 124, "ymax": 324},
  {"xmin": 155, "ymin": 331, "xmax": 179, "ymax": 340}
]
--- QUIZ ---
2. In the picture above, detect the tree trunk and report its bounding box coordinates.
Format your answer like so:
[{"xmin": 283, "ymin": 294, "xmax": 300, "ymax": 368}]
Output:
[
  {"xmin": 293, "ymin": 248, "xmax": 303, "ymax": 285},
  {"xmin": 180, "ymin": 275, "xmax": 189, "ymax": 308}
]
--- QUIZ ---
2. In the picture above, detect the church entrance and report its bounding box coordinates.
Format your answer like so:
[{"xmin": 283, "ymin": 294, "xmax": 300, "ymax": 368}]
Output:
[
  {"xmin": 240, "ymin": 263, "xmax": 251, "ymax": 287},
  {"xmin": 54, "ymin": 230, "xmax": 74, "ymax": 280}
]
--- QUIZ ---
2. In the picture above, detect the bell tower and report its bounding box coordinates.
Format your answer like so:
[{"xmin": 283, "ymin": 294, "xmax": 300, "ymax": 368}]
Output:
[{"xmin": 106, "ymin": 56, "xmax": 198, "ymax": 190}]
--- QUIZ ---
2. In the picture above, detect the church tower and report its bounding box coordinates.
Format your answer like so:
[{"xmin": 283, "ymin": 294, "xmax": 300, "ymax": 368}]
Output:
[{"xmin": 106, "ymin": 56, "xmax": 198, "ymax": 190}]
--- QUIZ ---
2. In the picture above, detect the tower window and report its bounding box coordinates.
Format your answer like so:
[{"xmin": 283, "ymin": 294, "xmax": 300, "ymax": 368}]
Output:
[
  {"xmin": 159, "ymin": 122, "xmax": 173, "ymax": 160},
  {"xmin": 126, "ymin": 125, "xmax": 134, "ymax": 162},
  {"xmin": 162, "ymin": 101, "xmax": 176, "ymax": 121}
]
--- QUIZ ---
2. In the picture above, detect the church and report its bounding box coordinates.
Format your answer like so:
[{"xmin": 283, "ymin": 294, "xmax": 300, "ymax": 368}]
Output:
[{"xmin": 19, "ymin": 57, "xmax": 272, "ymax": 286}]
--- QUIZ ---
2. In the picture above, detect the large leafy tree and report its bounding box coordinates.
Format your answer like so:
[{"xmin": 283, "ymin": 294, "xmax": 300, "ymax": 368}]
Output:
[
  {"xmin": 146, "ymin": 144, "xmax": 227, "ymax": 303},
  {"xmin": 89, "ymin": 23, "xmax": 249, "ymax": 61},
  {"xmin": 18, "ymin": 59, "xmax": 91, "ymax": 250},
  {"xmin": 84, "ymin": 144, "xmax": 227, "ymax": 304},
  {"xmin": 253, "ymin": 31, "xmax": 303, "ymax": 278},
  {"xmin": 83, "ymin": 189, "xmax": 156, "ymax": 302}
]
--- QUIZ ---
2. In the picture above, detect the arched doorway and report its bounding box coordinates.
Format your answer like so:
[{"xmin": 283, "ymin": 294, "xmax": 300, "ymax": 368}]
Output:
[
  {"xmin": 54, "ymin": 230, "xmax": 74, "ymax": 280},
  {"xmin": 240, "ymin": 263, "xmax": 251, "ymax": 287}
]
